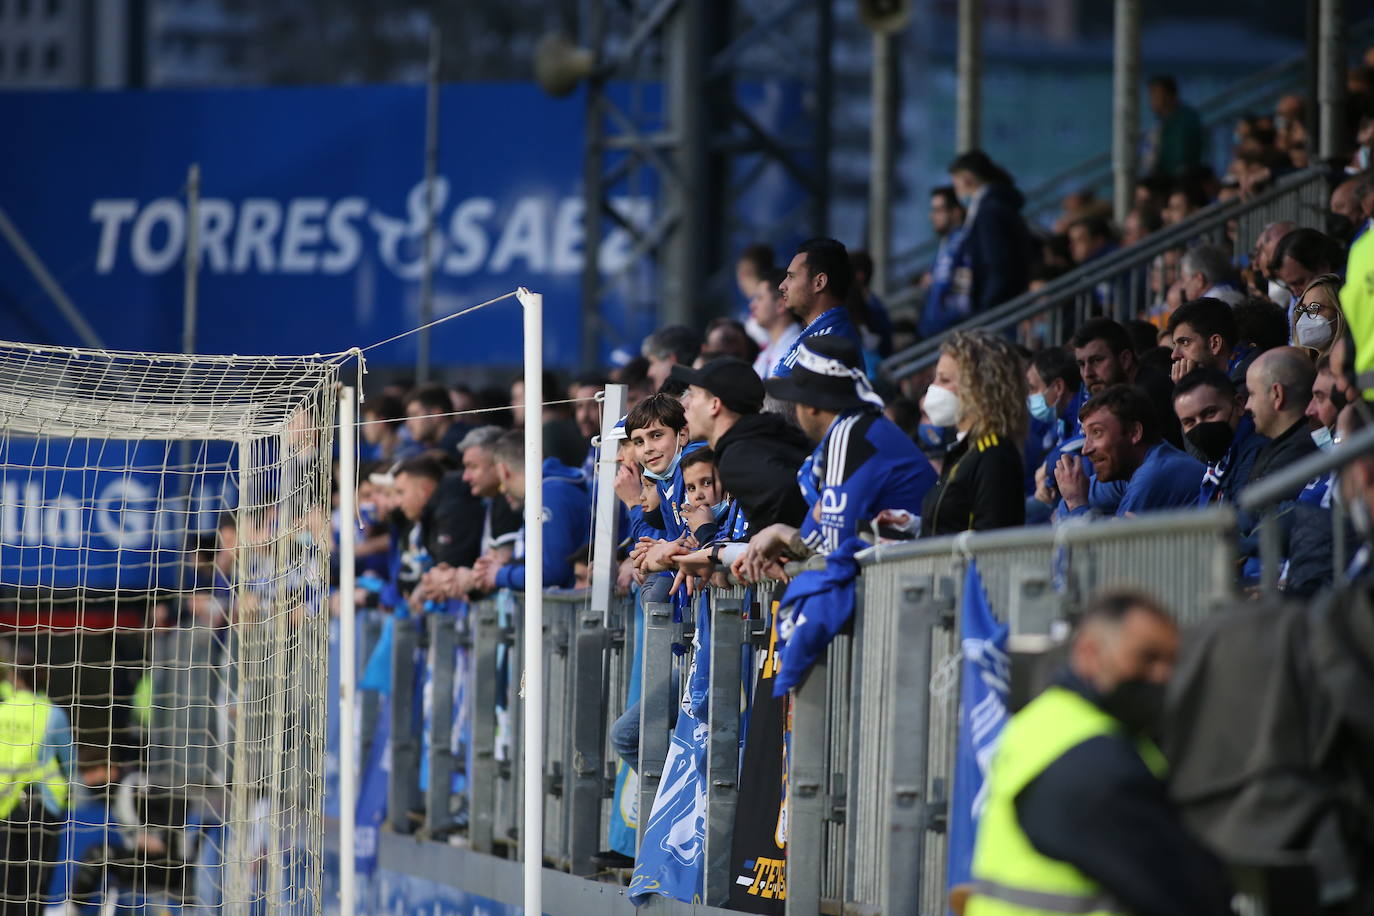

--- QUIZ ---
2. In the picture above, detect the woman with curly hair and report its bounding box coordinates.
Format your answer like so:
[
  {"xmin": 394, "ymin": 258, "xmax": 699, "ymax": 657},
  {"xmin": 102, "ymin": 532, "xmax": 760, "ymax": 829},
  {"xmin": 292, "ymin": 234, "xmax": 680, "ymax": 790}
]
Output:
[
  {"xmin": 919, "ymin": 330, "xmax": 1028, "ymax": 535},
  {"xmin": 1290, "ymin": 274, "xmax": 1346, "ymax": 360}
]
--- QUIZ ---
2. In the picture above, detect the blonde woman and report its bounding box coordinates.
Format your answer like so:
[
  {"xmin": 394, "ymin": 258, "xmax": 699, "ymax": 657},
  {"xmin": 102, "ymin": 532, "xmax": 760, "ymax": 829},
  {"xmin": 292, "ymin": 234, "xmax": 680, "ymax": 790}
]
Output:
[
  {"xmin": 919, "ymin": 330, "xmax": 1029, "ymax": 535},
  {"xmin": 1291, "ymin": 274, "xmax": 1346, "ymax": 359}
]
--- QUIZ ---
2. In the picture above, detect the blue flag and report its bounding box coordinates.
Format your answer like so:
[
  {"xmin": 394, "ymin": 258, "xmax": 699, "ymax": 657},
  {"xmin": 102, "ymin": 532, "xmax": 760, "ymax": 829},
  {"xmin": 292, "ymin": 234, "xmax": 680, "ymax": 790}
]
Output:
[
  {"xmin": 628, "ymin": 592, "xmax": 712, "ymax": 904},
  {"xmin": 355, "ymin": 695, "xmax": 392, "ymax": 878},
  {"xmin": 607, "ymin": 588, "xmax": 647, "ymax": 857},
  {"xmin": 946, "ymin": 560, "xmax": 1009, "ymax": 901}
]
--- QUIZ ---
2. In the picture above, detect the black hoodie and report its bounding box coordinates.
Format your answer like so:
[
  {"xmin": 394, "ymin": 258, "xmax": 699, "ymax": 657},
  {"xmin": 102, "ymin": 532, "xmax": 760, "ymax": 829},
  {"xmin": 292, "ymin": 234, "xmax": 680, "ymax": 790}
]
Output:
[
  {"xmin": 967, "ymin": 182, "xmax": 1035, "ymax": 314},
  {"xmin": 713, "ymin": 412, "xmax": 812, "ymax": 532}
]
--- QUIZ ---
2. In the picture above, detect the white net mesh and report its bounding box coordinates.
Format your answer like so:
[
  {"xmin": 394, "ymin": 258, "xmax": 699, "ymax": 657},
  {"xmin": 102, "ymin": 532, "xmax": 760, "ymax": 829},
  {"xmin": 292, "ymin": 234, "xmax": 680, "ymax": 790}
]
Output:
[{"xmin": 0, "ymin": 340, "xmax": 338, "ymax": 914}]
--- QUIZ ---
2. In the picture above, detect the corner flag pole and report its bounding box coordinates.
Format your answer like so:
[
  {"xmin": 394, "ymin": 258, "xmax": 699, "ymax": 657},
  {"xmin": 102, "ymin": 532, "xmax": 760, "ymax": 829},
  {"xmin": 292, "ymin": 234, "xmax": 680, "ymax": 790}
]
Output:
[
  {"xmin": 516, "ymin": 287, "xmax": 544, "ymax": 916},
  {"xmin": 338, "ymin": 384, "xmax": 359, "ymax": 916}
]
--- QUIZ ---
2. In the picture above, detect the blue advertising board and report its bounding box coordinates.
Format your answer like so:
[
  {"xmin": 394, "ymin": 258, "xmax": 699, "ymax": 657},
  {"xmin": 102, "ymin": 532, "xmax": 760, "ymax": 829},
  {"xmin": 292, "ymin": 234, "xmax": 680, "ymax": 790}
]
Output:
[
  {"xmin": 0, "ymin": 84, "xmax": 654, "ymax": 367},
  {"xmin": 0, "ymin": 436, "xmax": 235, "ymax": 591}
]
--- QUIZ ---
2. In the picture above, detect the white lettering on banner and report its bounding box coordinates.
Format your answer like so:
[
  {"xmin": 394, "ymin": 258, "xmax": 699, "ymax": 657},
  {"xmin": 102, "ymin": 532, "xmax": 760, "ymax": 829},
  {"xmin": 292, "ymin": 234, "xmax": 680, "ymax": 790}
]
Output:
[
  {"xmin": 323, "ymin": 197, "xmax": 366, "ymax": 274},
  {"xmin": 130, "ymin": 198, "xmax": 186, "ymax": 274},
  {"xmin": 91, "ymin": 199, "xmax": 137, "ymax": 272},
  {"xmin": 0, "ymin": 479, "xmax": 230, "ymax": 550},
  {"xmin": 445, "ymin": 197, "xmax": 494, "ymax": 274},
  {"xmin": 489, "ymin": 197, "xmax": 548, "ymax": 273},
  {"xmin": 233, "ymin": 198, "xmax": 281, "ymax": 273},
  {"xmin": 280, "ymin": 198, "xmax": 328, "ymax": 273},
  {"xmin": 198, "ymin": 198, "xmax": 235, "ymax": 272},
  {"xmin": 89, "ymin": 178, "xmax": 651, "ymax": 279}
]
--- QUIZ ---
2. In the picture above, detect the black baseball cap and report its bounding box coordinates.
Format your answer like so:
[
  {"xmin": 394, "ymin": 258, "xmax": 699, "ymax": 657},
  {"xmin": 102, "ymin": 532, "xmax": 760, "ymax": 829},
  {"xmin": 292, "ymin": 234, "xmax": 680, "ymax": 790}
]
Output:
[{"xmin": 669, "ymin": 357, "xmax": 765, "ymax": 415}]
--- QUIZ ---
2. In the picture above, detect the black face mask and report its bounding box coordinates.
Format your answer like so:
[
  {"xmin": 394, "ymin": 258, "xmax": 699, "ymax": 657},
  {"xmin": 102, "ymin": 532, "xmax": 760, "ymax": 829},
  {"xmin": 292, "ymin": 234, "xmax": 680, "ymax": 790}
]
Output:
[
  {"xmin": 1185, "ymin": 420, "xmax": 1235, "ymax": 464},
  {"xmin": 1099, "ymin": 678, "xmax": 1167, "ymax": 735}
]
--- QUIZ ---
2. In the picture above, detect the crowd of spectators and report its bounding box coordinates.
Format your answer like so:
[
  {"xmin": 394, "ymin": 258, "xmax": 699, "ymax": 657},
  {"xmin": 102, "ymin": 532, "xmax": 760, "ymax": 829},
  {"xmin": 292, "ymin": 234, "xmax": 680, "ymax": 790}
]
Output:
[
  {"xmin": 197, "ymin": 64, "xmax": 1374, "ymax": 898},
  {"xmin": 312, "ymin": 65, "xmax": 1374, "ymax": 733}
]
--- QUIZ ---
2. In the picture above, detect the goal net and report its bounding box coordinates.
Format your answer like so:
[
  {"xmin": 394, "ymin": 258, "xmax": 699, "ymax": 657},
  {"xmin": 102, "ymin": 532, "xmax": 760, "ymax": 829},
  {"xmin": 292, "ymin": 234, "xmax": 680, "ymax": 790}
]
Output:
[{"xmin": 0, "ymin": 340, "xmax": 338, "ymax": 914}]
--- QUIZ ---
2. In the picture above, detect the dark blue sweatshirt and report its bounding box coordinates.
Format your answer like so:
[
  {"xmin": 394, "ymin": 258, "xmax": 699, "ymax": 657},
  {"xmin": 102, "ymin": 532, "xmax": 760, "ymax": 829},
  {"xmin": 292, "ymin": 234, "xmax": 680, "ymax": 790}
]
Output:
[{"xmin": 494, "ymin": 459, "xmax": 590, "ymax": 591}]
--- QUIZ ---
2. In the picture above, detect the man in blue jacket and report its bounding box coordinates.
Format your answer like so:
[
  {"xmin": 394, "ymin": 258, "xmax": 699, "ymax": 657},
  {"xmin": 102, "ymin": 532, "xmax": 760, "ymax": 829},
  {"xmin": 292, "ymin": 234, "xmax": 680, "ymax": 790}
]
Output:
[
  {"xmin": 1055, "ymin": 384, "xmax": 1205, "ymax": 518},
  {"xmin": 739, "ymin": 335, "xmax": 937, "ymax": 577},
  {"xmin": 773, "ymin": 238, "xmax": 865, "ymax": 377},
  {"xmin": 473, "ymin": 429, "xmax": 589, "ymax": 592}
]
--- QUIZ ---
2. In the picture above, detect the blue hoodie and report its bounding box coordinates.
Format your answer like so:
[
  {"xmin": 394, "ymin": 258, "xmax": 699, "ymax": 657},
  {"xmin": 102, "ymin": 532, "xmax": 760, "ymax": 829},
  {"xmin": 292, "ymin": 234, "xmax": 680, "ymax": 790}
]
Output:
[{"xmin": 494, "ymin": 458, "xmax": 591, "ymax": 591}]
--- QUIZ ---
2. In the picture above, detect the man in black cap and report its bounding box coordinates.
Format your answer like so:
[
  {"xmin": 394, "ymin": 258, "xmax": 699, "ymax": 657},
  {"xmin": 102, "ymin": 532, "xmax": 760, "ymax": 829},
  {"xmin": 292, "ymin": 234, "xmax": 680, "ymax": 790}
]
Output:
[
  {"xmin": 738, "ymin": 336, "xmax": 938, "ymax": 580},
  {"xmin": 670, "ymin": 357, "xmax": 812, "ymax": 534}
]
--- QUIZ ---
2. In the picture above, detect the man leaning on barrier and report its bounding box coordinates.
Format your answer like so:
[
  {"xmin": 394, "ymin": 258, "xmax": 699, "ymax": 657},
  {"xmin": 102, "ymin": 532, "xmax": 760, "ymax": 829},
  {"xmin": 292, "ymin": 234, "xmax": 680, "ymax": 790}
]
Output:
[
  {"xmin": 736, "ymin": 335, "xmax": 936, "ymax": 582},
  {"xmin": 958, "ymin": 590, "xmax": 1231, "ymax": 916}
]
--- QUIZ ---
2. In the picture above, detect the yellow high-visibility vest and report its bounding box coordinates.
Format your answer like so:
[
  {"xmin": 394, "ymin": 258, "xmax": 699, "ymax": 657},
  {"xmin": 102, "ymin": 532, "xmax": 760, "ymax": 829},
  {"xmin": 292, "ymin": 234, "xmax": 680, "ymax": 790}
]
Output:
[
  {"xmin": 0, "ymin": 681, "xmax": 68, "ymax": 819},
  {"xmin": 966, "ymin": 686, "xmax": 1166, "ymax": 916}
]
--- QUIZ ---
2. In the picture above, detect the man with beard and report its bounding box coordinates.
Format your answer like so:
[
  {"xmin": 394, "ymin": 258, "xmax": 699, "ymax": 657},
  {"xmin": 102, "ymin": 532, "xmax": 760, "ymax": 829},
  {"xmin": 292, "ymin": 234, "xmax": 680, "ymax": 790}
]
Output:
[
  {"xmin": 1055, "ymin": 385, "xmax": 1203, "ymax": 518},
  {"xmin": 1071, "ymin": 318, "xmax": 1183, "ymax": 449}
]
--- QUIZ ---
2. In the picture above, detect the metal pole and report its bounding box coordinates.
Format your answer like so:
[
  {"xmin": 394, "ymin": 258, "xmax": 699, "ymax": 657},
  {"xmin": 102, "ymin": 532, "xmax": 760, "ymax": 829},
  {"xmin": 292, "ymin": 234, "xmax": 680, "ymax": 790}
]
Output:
[
  {"xmin": 417, "ymin": 25, "xmax": 441, "ymax": 382},
  {"xmin": 1318, "ymin": 0, "xmax": 1347, "ymax": 161},
  {"xmin": 183, "ymin": 163, "xmax": 200, "ymax": 355},
  {"xmin": 0, "ymin": 205, "xmax": 104, "ymax": 348},
  {"xmin": 338, "ymin": 385, "xmax": 359, "ymax": 916},
  {"xmin": 663, "ymin": 2, "xmax": 705, "ymax": 330},
  {"xmin": 180, "ymin": 163, "xmax": 201, "ymax": 493},
  {"xmin": 1306, "ymin": 0, "xmax": 1321, "ymax": 151},
  {"xmin": 1112, "ymin": 0, "xmax": 1140, "ymax": 224},
  {"xmin": 516, "ymin": 288, "xmax": 545, "ymax": 916},
  {"xmin": 814, "ymin": 0, "xmax": 834, "ymax": 235},
  {"xmin": 868, "ymin": 31, "xmax": 895, "ymax": 297},
  {"xmin": 956, "ymin": 0, "xmax": 982, "ymax": 152},
  {"xmin": 579, "ymin": 0, "xmax": 606, "ymax": 370},
  {"xmin": 589, "ymin": 384, "xmax": 627, "ymax": 626}
]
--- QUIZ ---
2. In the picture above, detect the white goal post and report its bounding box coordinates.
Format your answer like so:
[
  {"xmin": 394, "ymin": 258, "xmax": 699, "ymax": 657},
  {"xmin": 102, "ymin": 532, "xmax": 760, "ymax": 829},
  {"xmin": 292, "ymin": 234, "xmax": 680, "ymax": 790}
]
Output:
[{"xmin": 0, "ymin": 340, "xmax": 338, "ymax": 915}]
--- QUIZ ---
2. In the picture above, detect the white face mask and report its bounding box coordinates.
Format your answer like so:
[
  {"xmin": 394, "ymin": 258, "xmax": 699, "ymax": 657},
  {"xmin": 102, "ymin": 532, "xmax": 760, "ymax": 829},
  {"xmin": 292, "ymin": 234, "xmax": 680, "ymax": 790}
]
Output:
[
  {"xmin": 923, "ymin": 383, "xmax": 960, "ymax": 428},
  {"xmin": 1312, "ymin": 426, "xmax": 1335, "ymax": 451},
  {"xmin": 1295, "ymin": 313, "xmax": 1334, "ymax": 349}
]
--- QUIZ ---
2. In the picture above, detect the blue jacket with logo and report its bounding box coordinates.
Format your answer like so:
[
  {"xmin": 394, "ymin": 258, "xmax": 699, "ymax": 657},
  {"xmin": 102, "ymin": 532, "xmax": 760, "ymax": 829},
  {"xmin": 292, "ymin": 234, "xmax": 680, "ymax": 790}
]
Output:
[{"xmin": 798, "ymin": 411, "xmax": 937, "ymax": 555}]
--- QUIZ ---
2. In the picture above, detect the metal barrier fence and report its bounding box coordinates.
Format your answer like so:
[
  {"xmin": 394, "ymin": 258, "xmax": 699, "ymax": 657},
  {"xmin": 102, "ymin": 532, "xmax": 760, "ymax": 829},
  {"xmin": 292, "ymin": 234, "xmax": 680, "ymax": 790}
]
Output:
[
  {"xmin": 360, "ymin": 507, "xmax": 1238, "ymax": 915},
  {"xmin": 882, "ymin": 167, "xmax": 1330, "ymax": 380},
  {"xmin": 798, "ymin": 508, "xmax": 1237, "ymax": 915}
]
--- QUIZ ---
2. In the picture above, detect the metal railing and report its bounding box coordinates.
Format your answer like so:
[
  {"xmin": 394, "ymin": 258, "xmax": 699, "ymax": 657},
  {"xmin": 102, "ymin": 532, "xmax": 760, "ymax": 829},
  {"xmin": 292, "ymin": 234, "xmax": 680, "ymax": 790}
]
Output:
[
  {"xmin": 881, "ymin": 167, "xmax": 1329, "ymax": 381},
  {"xmin": 813, "ymin": 508, "xmax": 1236, "ymax": 915},
  {"xmin": 352, "ymin": 507, "xmax": 1242, "ymax": 915},
  {"xmin": 885, "ymin": 16, "xmax": 1374, "ymax": 290},
  {"xmin": 1240, "ymin": 419, "xmax": 1374, "ymax": 590}
]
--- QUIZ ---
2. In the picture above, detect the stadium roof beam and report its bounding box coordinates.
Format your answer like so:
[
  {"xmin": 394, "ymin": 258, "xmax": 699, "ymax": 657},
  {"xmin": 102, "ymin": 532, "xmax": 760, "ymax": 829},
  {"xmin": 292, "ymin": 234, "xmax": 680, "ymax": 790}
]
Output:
[{"xmin": 577, "ymin": 0, "xmax": 834, "ymax": 368}]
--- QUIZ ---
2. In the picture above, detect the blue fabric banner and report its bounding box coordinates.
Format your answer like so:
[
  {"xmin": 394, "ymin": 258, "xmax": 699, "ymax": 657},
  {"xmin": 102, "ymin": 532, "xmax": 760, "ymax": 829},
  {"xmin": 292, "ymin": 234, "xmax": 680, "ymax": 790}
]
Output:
[
  {"xmin": 607, "ymin": 587, "xmax": 646, "ymax": 857},
  {"xmin": 628, "ymin": 592, "xmax": 712, "ymax": 904},
  {"xmin": 355, "ymin": 695, "xmax": 392, "ymax": 878},
  {"xmin": 946, "ymin": 561, "xmax": 1010, "ymax": 902}
]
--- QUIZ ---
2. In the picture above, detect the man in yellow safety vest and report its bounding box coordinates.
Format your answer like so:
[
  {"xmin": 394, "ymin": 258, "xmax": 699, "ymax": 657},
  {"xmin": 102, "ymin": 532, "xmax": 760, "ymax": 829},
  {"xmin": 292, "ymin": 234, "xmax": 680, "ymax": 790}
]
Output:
[
  {"xmin": 965, "ymin": 590, "xmax": 1231, "ymax": 916},
  {"xmin": 0, "ymin": 639, "xmax": 71, "ymax": 916}
]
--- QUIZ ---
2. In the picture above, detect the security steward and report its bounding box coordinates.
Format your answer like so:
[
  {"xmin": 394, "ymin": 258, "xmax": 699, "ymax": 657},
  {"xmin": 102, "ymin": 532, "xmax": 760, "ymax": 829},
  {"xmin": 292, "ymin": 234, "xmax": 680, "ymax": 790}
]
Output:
[
  {"xmin": 0, "ymin": 640, "xmax": 70, "ymax": 915},
  {"xmin": 963, "ymin": 590, "xmax": 1232, "ymax": 916}
]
